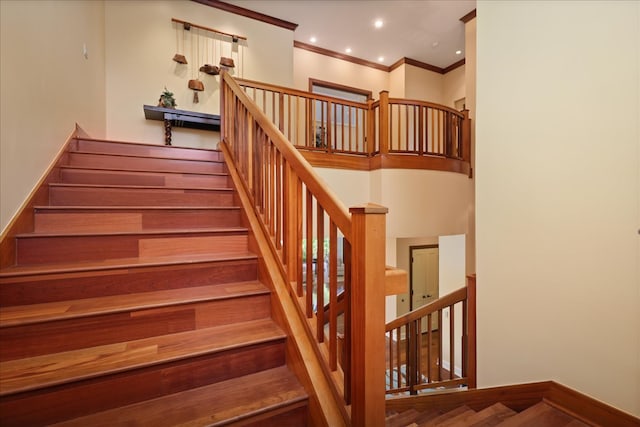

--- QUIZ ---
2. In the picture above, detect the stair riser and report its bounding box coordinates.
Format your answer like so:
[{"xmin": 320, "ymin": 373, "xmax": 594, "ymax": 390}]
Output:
[
  {"xmin": 34, "ymin": 209, "xmax": 243, "ymax": 233},
  {"xmin": 74, "ymin": 140, "xmax": 222, "ymax": 161},
  {"xmin": 50, "ymin": 186, "xmax": 235, "ymax": 207},
  {"xmin": 66, "ymin": 152, "xmax": 225, "ymax": 174},
  {"xmin": 0, "ymin": 341, "xmax": 285, "ymax": 426},
  {"xmin": 16, "ymin": 232, "xmax": 249, "ymax": 265},
  {"xmin": 60, "ymin": 168, "xmax": 230, "ymax": 188},
  {"xmin": 238, "ymin": 404, "xmax": 308, "ymax": 427},
  {"xmin": 0, "ymin": 294, "xmax": 271, "ymax": 362},
  {"xmin": 0, "ymin": 258, "xmax": 258, "ymax": 306}
]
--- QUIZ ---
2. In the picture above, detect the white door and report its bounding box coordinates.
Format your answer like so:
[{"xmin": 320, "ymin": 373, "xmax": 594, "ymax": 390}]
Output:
[{"xmin": 411, "ymin": 246, "xmax": 439, "ymax": 331}]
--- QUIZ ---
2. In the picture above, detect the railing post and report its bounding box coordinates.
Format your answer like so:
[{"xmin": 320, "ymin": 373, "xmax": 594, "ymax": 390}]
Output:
[
  {"xmin": 367, "ymin": 99, "xmax": 375, "ymax": 156},
  {"xmin": 466, "ymin": 274, "xmax": 477, "ymax": 388},
  {"xmin": 220, "ymin": 72, "xmax": 227, "ymax": 142},
  {"xmin": 462, "ymin": 109, "xmax": 471, "ymax": 163},
  {"xmin": 349, "ymin": 203, "xmax": 387, "ymax": 427},
  {"xmin": 284, "ymin": 163, "xmax": 299, "ymax": 285},
  {"xmin": 378, "ymin": 91, "xmax": 389, "ymax": 155}
]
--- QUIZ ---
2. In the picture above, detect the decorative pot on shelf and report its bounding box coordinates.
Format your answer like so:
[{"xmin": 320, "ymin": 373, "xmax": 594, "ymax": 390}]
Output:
[{"xmin": 158, "ymin": 87, "xmax": 177, "ymax": 109}]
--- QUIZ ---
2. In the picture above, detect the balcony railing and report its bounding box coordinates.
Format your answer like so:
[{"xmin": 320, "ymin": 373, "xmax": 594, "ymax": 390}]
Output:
[{"xmin": 236, "ymin": 79, "xmax": 471, "ymax": 175}]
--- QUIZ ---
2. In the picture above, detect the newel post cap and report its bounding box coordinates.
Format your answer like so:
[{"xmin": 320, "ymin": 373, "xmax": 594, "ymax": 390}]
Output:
[{"xmin": 349, "ymin": 203, "xmax": 388, "ymax": 215}]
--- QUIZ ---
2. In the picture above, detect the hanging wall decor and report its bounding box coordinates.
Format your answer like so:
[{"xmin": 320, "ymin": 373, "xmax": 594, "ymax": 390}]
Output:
[
  {"xmin": 188, "ymin": 28, "xmax": 204, "ymax": 103},
  {"xmin": 171, "ymin": 18, "xmax": 246, "ymax": 73},
  {"xmin": 219, "ymin": 36, "xmax": 235, "ymax": 69},
  {"xmin": 172, "ymin": 22, "xmax": 188, "ymax": 64},
  {"xmin": 199, "ymin": 35, "xmax": 219, "ymax": 76}
]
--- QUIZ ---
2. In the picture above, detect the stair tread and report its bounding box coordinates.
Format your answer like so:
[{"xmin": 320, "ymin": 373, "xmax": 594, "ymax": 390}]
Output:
[
  {"xmin": 465, "ymin": 403, "xmax": 517, "ymax": 427},
  {"xmin": 50, "ymin": 182, "xmax": 234, "ymax": 191},
  {"xmin": 386, "ymin": 408, "xmax": 421, "ymax": 427},
  {"xmin": 34, "ymin": 205, "xmax": 241, "ymax": 211},
  {"xmin": 0, "ymin": 280, "xmax": 268, "ymax": 327},
  {"xmin": 497, "ymin": 402, "xmax": 582, "ymax": 427},
  {"xmin": 60, "ymin": 164, "xmax": 228, "ymax": 177},
  {"xmin": 0, "ymin": 318, "xmax": 285, "ymax": 396},
  {"xmin": 421, "ymin": 405, "xmax": 473, "ymax": 426},
  {"xmin": 0, "ymin": 252, "xmax": 257, "ymax": 279},
  {"xmin": 51, "ymin": 366, "xmax": 307, "ymax": 427},
  {"xmin": 15, "ymin": 226, "xmax": 248, "ymax": 238},
  {"xmin": 75, "ymin": 137, "xmax": 221, "ymax": 154},
  {"xmin": 68, "ymin": 149, "xmax": 225, "ymax": 164},
  {"xmin": 435, "ymin": 407, "xmax": 477, "ymax": 426}
]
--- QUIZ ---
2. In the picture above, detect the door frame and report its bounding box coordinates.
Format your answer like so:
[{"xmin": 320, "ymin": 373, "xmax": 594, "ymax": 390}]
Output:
[{"xmin": 409, "ymin": 244, "xmax": 439, "ymax": 311}]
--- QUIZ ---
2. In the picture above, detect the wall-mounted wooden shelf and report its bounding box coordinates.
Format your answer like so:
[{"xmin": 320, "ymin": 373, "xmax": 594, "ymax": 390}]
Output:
[{"xmin": 143, "ymin": 105, "xmax": 220, "ymax": 145}]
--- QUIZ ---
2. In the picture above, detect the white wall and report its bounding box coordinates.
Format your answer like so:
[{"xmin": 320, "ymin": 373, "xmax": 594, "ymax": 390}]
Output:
[
  {"xmin": 0, "ymin": 0, "xmax": 106, "ymax": 234},
  {"xmin": 293, "ymin": 48, "xmax": 388, "ymax": 97},
  {"xmin": 314, "ymin": 168, "xmax": 371, "ymax": 209},
  {"xmin": 379, "ymin": 169, "xmax": 472, "ymax": 238},
  {"xmin": 476, "ymin": 0, "xmax": 639, "ymax": 416},
  {"xmin": 404, "ymin": 64, "xmax": 444, "ymax": 104},
  {"xmin": 104, "ymin": 1, "xmax": 294, "ymax": 148},
  {"xmin": 443, "ymin": 64, "xmax": 466, "ymax": 109}
]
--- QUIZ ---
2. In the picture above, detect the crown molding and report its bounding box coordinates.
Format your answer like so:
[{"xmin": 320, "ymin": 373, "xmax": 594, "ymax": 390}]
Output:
[
  {"xmin": 294, "ymin": 41, "xmax": 389, "ymax": 72},
  {"xmin": 196, "ymin": 1, "xmax": 465, "ymax": 75},
  {"xmin": 192, "ymin": 0, "xmax": 298, "ymax": 31},
  {"xmin": 460, "ymin": 9, "xmax": 477, "ymax": 23},
  {"xmin": 392, "ymin": 57, "xmax": 443, "ymax": 74},
  {"xmin": 442, "ymin": 58, "xmax": 466, "ymax": 74}
]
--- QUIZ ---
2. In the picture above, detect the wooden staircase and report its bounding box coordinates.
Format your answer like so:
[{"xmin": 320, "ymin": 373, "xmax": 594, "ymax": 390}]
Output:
[
  {"xmin": 386, "ymin": 401, "xmax": 589, "ymax": 427},
  {"xmin": 0, "ymin": 138, "xmax": 309, "ymax": 426}
]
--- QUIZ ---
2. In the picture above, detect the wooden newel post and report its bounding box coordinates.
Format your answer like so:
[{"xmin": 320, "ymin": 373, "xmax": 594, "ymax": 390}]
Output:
[
  {"xmin": 378, "ymin": 91, "xmax": 390, "ymax": 155},
  {"xmin": 462, "ymin": 109, "xmax": 471, "ymax": 163},
  {"xmin": 349, "ymin": 203, "xmax": 388, "ymax": 427}
]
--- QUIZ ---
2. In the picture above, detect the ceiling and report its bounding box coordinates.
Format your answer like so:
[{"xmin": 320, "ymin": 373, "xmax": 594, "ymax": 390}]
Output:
[{"xmin": 224, "ymin": 0, "xmax": 475, "ymax": 69}]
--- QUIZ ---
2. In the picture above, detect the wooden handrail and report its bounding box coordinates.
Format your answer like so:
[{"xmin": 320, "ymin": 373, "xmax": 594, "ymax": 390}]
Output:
[
  {"xmin": 384, "ymin": 276, "xmax": 476, "ymax": 396},
  {"xmin": 223, "ymin": 73, "xmax": 352, "ymax": 237},
  {"xmin": 388, "ymin": 98, "xmax": 465, "ymax": 117},
  {"xmin": 386, "ymin": 287, "xmax": 467, "ymax": 330},
  {"xmin": 237, "ymin": 78, "xmax": 369, "ymax": 109},
  {"xmin": 221, "ymin": 71, "xmax": 388, "ymax": 426}
]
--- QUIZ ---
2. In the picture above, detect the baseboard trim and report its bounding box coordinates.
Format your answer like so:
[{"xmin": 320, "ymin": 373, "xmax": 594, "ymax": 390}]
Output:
[{"xmin": 544, "ymin": 382, "xmax": 639, "ymax": 427}]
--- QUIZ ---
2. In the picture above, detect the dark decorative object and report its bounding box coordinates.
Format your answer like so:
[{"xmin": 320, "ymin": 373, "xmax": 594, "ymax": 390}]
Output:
[
  {"xmin": 172, "ymin": 54, "xmax": 187, "ymax": 64},
  {"xmin": 199, "ymin": 64, "xmax": 220, "ymax": 75},
  {"xmin": 220, "ymin": 57, "xmax": 235, "ymax": 68}
]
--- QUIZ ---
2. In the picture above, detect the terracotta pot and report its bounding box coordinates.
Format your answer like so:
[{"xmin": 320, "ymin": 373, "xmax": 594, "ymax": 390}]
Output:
[
  {"xmin": 172, "ymin": 54, "xmax": 187, "ymax": 64},
  {"xmin": 199, "ymin": 64, "xmax": 220, "ymax": 75},
  {"xmin": 219, "ymin": 57, "xmax": 235, "ymax": 68},
  {"xmin": 188, "ymin": 79, "xmax": 204, "ymax": 91}
]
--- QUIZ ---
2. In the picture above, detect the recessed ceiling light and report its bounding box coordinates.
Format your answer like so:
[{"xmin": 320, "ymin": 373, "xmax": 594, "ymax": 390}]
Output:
[
  {"xmin": 345, "ymin": 47, "xmax": 352, "ymax": 54},
  {"xmin": 374, "ymin": 19, "xmax": 383, "ymax": 29},
  {"xmin": 378, "ymin": 56, "xmax": 384, "ymax": 62},
  {"xmin": 456, "ymin": 50, "xmax": 462, "ymax": 55},
  {"xmin": 310, "ymin": 36, "xmax": 317, "ymax": 43}
]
